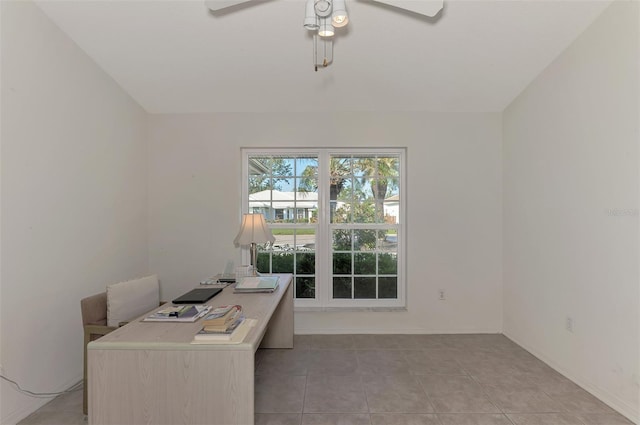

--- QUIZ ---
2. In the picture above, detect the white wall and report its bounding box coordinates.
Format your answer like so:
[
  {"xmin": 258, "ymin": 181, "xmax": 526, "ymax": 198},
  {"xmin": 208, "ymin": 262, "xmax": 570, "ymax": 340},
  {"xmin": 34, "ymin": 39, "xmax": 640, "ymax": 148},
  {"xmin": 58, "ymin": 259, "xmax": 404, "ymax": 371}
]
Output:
[
  {"xmin": 503, "ymin": 1, "xmax": 639, "ymax": 422},
  {"xmin": 148, "ymin": 112, "xmax": 503, "ymax": 334},
  {"xmin": 0, "ymin": 2, "xmax": 149, "ymax": 423}
]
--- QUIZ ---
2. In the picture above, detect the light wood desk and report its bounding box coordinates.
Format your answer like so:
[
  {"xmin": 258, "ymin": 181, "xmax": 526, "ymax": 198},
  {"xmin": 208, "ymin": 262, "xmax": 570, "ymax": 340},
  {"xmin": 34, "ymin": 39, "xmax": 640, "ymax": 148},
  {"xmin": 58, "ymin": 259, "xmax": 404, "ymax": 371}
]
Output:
[{"xmin": 87, "ymin": 274, "xmax": 293, "ymax": 425}]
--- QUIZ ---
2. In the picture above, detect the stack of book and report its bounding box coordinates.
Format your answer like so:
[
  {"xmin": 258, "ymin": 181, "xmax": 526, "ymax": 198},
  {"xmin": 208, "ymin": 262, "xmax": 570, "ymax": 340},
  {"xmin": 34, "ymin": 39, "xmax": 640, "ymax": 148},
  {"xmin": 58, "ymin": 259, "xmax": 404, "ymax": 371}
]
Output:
[
  {"xmin": 233, "ymin": 276, "xmax": 279, "ymax": 293},
  {"xmin": 202, "ymin": 305, "xmax": 242, "ymax": 329},
  {"xmin": 143, "ymin": 305, "xmax": 211, "ymax": 322},
  {"xmin": 193, "ymin": 305, "xmax": 245, "ymax": 341}
]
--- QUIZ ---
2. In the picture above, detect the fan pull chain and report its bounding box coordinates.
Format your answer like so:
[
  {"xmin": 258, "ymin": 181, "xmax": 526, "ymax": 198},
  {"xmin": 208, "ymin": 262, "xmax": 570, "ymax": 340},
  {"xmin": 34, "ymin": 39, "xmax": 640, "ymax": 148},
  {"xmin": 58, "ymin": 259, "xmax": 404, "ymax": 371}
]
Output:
[
  {"xmin": 314, "ymin": 35, "xmax": 318, "ymax": 71},
  {"xmin": 323, "ymin": 39, "xmax": 328, "ymax": 67}
]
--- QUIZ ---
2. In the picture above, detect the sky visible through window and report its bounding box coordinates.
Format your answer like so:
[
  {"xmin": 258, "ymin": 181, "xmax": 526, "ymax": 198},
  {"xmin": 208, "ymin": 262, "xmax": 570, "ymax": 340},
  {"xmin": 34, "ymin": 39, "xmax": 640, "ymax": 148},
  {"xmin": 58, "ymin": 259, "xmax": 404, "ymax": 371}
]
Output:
[{"xmin": 279, "ymin": 158, "xmax": 315, "ymax": 192}]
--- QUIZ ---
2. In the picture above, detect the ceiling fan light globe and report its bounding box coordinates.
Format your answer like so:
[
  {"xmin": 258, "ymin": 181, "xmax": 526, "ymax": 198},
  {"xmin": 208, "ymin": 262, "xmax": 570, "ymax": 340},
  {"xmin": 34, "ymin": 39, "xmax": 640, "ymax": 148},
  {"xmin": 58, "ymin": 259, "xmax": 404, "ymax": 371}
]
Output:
[
  {"xmin": 331, "ymin": 0, "xmax": 348, "ymax": 27},
  {"xmin": 318, "ymin": 27, "xmax": 335, "ymax": 37},
  {"xmin": 304, "ymin": 18, "xmax": 320, "ymax": 30},
  {"xmin": 332, "ymin": 14, "xmax": 348, "ymax": 27},
  {"xmin": 318, "ymin": 17, "xmax": 335, "ymax": 36},
  {"xmin": 304, "ymin": 0, "xmax": 320, "ymax": 30},
  {"xmin": 318, "ymin": 29, "xmax": 335, "ymax": 37}
]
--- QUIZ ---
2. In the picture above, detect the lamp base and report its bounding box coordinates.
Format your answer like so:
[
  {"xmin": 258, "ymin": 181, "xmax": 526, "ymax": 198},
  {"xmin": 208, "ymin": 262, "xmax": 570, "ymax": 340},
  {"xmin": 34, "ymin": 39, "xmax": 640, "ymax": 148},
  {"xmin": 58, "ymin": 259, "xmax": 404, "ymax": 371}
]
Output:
[{"xmin": 250, "ymin": 243, "xmax": 260, "ymax": 276}]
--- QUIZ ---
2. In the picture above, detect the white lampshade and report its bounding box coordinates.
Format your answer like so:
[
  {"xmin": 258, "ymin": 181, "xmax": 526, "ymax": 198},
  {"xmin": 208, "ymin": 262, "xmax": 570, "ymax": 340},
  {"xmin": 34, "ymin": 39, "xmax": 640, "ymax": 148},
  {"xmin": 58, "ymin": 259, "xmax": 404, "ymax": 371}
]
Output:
[
  {"xmin": 331, "ymin": 0, "xmax": 348, "ymax": 27},
  {"xmin": 233, "ymin": 213, "xmax": 275, "ymax": 246},
  {"xmin": 318, "ymin": 17, "xmax": 335, "ymax": 37}
]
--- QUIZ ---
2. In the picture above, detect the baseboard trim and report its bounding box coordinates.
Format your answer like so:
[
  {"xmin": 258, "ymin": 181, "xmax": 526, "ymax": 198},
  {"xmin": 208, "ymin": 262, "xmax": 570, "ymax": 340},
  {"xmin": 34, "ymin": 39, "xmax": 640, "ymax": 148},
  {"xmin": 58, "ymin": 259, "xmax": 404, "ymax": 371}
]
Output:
[
  {"xmin": 0, "ymin": 375, "xmax": 82, "ymax": 425},
  {"xmin": 503, "ymin": 331, "xmax": 639, "ymax": 425},
  {"xmin": 294, "ymin": 328, "xmax": 502, "ymax": 335}
]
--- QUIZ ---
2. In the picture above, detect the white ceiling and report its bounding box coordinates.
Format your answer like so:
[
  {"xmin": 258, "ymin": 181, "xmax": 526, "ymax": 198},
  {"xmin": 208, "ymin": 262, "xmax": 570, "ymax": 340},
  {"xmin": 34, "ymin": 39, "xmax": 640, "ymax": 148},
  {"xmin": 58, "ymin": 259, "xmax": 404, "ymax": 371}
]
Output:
[{"xmin": 35, "ymin": 0, "xmax": 611, "ymax": 113}]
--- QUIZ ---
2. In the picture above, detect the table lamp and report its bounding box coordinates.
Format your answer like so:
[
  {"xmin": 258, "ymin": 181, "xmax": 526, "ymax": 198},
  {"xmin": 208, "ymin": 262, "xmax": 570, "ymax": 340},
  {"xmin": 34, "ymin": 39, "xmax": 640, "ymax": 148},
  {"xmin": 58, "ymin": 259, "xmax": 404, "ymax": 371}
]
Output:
[{"xmin": 233, "ymin": 213, "xmax": 275, "ymax": 276}]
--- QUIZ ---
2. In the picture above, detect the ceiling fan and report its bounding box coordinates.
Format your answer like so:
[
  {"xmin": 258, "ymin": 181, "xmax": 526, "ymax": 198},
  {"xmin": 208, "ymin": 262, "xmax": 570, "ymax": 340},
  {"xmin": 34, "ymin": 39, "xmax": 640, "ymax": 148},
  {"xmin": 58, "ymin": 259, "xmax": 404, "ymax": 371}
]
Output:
[{"xmin": 205, "ymin": 0, "xmax": 444, "ymax": 70}]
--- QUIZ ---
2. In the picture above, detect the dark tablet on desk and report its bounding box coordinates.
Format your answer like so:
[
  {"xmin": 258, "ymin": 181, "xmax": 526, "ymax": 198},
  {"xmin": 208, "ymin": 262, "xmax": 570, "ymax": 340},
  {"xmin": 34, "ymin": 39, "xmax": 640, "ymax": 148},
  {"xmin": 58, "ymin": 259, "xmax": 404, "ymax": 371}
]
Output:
[{"xmin": 172, "ymin": 287, "xmax": 222, "ymax": 304}]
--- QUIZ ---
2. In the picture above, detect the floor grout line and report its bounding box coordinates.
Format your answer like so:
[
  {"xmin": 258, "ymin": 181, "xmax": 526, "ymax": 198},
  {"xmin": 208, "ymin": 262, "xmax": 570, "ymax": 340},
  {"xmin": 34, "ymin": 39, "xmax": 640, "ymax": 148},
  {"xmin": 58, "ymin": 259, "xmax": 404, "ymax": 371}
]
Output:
[{"xmin": 18, "ymin": 335, "xmax": 634, "ymax": 425}]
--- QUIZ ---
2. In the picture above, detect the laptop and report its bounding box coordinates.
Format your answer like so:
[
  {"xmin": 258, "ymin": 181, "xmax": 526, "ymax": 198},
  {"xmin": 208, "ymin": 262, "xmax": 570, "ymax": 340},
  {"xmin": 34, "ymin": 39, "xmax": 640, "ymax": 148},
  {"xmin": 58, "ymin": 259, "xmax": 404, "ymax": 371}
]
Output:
[{"xmin": 172, "ymin": 287, "xmax": 223, "ymax": 304}]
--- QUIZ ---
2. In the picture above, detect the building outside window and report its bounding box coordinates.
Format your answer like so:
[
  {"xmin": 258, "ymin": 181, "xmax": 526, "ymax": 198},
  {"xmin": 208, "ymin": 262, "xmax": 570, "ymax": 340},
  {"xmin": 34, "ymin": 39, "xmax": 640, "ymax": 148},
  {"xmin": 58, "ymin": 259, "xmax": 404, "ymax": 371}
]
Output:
[{"xmin": 242, "ymin": 148, "xmax": 405, "ymax": 308}]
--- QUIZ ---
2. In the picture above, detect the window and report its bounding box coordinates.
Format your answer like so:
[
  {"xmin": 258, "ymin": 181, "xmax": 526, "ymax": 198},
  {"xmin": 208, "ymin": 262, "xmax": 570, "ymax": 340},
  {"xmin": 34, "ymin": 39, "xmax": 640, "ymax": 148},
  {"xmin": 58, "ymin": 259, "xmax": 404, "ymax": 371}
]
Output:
[{"xmin": 242, "ymin": 149, "xmax": 405, "ymax": 308}]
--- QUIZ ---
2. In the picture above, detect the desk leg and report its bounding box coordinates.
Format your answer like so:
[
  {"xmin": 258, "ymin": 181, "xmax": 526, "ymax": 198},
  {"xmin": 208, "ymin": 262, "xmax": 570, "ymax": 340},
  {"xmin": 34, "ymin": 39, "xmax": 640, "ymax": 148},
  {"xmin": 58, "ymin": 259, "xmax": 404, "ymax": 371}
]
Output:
[{"xmin": 260, "ymin": 281, "xmax": 294, "ymax": 348}]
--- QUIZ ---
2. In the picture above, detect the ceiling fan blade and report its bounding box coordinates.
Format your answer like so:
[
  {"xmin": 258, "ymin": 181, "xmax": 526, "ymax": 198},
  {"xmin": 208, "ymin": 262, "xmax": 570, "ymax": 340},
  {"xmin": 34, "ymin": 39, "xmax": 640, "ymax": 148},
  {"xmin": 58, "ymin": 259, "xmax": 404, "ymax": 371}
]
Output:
[
  {"xmin": 204, "ymin": 0, "xmax": 256, "ymax": 11},
  {"xmin": 369, "ymin": 0, "xmax": 443, "ymax": 17}
]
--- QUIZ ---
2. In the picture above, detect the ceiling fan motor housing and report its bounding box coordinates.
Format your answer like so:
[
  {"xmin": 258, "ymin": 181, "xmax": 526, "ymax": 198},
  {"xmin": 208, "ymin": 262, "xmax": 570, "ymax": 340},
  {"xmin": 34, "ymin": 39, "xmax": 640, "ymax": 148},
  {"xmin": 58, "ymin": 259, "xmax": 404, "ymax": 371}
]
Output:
[{"xmin": 314, "ymin": 0, "xmax": 332, "ymax": 17}]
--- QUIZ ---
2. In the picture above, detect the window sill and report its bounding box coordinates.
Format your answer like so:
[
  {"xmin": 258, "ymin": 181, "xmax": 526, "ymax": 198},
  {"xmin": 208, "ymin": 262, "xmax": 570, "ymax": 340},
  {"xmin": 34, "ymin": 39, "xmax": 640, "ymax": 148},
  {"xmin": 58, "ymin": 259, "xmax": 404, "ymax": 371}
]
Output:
[{"xmin": 294, "ymin": 306, "xmax": 408, "ymax": 313}]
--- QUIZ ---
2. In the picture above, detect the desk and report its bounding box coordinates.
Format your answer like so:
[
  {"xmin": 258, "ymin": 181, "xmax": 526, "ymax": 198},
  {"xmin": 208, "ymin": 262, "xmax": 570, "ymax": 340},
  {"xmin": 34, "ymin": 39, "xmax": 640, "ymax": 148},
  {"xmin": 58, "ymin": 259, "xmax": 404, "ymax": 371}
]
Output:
[{"xmin": 87, "ymin": 274, "xmax": 293, "ymax": 425}]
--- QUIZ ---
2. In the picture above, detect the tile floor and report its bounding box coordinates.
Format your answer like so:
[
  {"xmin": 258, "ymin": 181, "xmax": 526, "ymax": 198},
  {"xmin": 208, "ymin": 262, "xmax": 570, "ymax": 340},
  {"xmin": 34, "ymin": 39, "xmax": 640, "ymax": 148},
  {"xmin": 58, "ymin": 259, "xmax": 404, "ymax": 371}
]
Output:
[{"xmin": 18, "ymin": 334, "xmax": 634, "ymax": 425}]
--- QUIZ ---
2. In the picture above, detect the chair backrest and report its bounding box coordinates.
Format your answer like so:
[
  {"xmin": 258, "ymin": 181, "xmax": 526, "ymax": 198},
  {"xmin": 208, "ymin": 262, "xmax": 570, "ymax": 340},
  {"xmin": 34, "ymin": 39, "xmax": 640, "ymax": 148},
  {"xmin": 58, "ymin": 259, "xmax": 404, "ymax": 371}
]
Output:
[
  {"xmin": 106, "ymin": 275, "xmax": 160, "ymax": 327},
  {"xmin": 80, "ymin": 292, "xmax": 108, "ymax": 326}
]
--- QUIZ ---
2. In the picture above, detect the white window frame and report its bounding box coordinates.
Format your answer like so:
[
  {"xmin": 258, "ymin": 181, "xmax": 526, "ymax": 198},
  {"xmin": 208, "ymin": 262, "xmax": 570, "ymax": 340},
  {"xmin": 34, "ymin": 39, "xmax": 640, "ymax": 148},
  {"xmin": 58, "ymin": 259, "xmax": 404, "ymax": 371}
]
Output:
[{"xmin": 241, "ymin": 148, "xmax": 406, "ymax": 308}]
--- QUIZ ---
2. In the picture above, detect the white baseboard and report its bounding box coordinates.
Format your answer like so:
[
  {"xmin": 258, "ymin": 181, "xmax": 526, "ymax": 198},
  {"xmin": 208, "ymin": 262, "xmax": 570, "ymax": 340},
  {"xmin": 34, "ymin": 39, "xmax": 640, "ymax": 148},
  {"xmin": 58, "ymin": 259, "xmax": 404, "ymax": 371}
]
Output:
[
  {"xmin": 0, "ymin": 375, "xmax": 82, "ymax": 425},
  {"xmin": 294, "ymin": 328, "xmax": 502, "ymax": 335},
  {"xmin": 504, "ymin": 331, "xmax": 639, "ymax": 425}
]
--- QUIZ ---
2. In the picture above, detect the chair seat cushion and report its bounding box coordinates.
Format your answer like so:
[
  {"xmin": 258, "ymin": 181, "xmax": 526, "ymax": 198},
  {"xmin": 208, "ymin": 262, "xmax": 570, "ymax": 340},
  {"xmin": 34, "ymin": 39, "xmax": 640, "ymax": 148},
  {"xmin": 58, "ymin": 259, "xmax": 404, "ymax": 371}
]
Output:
[{"xmin": 107, "ymin": 275, "xmax": 159, "ymax": 327}]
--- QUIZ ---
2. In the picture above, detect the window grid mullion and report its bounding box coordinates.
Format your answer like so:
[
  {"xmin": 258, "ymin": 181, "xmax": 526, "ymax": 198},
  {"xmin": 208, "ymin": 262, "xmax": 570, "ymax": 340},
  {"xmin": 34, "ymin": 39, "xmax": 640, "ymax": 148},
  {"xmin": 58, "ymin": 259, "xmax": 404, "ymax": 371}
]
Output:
[
  {"xmin": 243, "ymin": 148, "xmax": 404, "ymax": 308},
  {"xmin": 317, "ymin": 150, "xmax": 330, "ymax": 304}
]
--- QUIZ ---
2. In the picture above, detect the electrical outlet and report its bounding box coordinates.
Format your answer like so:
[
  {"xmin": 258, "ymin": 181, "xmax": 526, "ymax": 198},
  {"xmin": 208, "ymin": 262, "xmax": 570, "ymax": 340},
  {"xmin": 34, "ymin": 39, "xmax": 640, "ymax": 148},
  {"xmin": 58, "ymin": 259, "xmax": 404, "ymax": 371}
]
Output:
[
  {"xmin": 565, "ymin": 317, "xmax": 574, "ymax": 333},
  {"xmin": 438, "ymin": 289, "xmax": 446, "ymax": 300}
]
